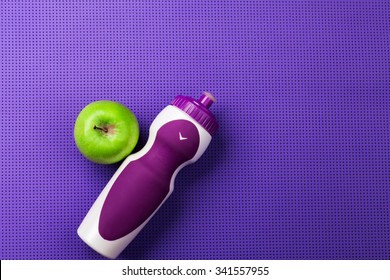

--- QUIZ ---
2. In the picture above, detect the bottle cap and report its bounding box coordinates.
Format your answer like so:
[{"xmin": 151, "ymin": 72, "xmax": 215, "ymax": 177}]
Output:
[{"xmin": 171, "ymin": 92, "xmax": 219, "ymax": 136}]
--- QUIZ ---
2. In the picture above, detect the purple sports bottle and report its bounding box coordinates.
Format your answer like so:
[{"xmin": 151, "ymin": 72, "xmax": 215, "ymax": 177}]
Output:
[{"xmin": 77, "ymin": 92, "xmax": 218, "ymax": 259}]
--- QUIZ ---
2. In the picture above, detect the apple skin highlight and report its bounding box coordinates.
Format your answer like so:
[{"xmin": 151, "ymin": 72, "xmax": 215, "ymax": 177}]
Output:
[{"xmin": 74, "ymin": 100, "xmax": 139, "ymax": 164}]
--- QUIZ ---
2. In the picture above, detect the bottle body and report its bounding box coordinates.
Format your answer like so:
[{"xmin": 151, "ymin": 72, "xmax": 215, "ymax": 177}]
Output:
[{"xmin": 77, "ymin": 105, "xmax": 212, "ymax": 259}]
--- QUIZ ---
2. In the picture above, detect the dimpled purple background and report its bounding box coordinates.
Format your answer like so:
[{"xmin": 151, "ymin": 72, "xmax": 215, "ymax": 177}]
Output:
[{"xmin": 1, "ymin": 1, "xmax": 389, "ymax": 260}]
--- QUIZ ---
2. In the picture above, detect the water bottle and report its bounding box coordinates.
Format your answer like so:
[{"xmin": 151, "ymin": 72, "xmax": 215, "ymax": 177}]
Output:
[{"xmin": 77, "ymin": 92, "xmax": 219, "ymax": 259}]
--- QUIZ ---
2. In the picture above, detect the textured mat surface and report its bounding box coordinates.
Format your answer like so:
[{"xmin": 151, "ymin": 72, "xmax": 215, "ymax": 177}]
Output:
[{"xmin": 1, "ymin": 1, "xmax": 389, "ymax": 259}]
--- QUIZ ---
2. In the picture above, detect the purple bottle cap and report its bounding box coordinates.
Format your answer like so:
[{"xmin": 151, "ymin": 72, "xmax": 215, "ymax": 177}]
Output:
[{"xmin": 171, "ymin": 91, "xmax": 219, "ymax": 136}]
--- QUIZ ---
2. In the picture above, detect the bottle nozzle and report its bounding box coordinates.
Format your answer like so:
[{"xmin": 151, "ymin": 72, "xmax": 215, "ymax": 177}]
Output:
[
  {"xmin": 198, "ymin": 91, "xmax": 216, "ymax": 109},
  {"xmin": 171, "ymin": 92, "xmax": 218, "ymax": 135}
]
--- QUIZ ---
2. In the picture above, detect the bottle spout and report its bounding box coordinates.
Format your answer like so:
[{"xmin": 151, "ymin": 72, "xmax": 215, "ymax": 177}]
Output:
[
  {"xmin": 198, "ymin": 91, "xmax": 216, "ymax": 109},
  {"xmin": 171, "ymin": 92, "xmax": 218, "ymax": 135}
]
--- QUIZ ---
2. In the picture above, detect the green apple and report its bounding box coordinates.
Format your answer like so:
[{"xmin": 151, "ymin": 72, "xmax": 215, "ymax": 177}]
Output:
[{"xmin": 74, "ymin": 100, "xmax": 139, "ymax": 164}]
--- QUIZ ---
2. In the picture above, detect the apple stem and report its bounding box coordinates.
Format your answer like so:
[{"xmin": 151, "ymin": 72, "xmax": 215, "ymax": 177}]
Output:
[{"xmin": 94, "ymin": 125, "xmax": 108, "ymax": 133}]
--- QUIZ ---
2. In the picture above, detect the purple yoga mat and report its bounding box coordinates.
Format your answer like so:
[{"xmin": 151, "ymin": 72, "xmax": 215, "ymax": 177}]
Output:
[{"xmin": 1, "ymin": 1, "xmax": 389, "ymax": 259}]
